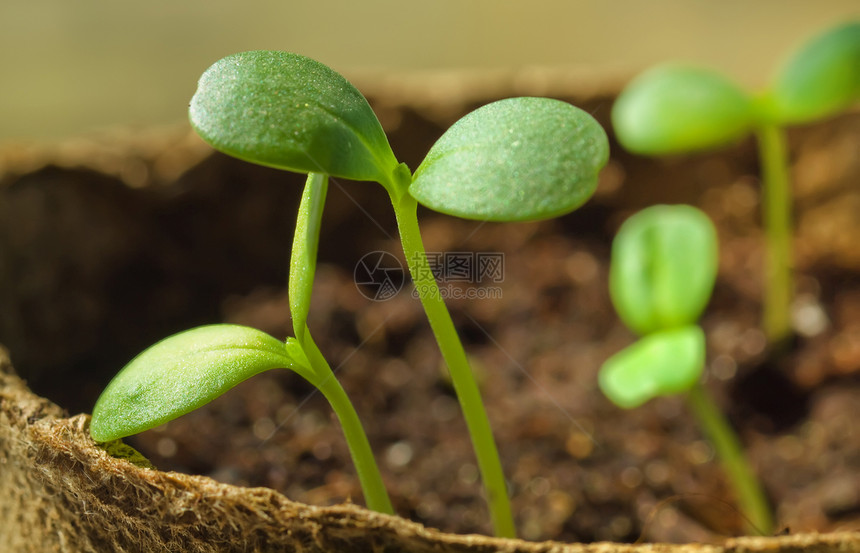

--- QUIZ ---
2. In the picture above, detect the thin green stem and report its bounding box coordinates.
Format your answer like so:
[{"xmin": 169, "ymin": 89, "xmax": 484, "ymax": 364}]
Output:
[
  {"xmin": 302, "ymin": 333, "xmax": 395, "ymax": 514},
  {"xmin": 755, "ymin": 123, "xmax": 793, "ymax": 345},
  {"xmin": 290, "ymin": 173, "xmax": 328, "ymax": 344},
  {"xmin": 391, "ymin": 192, "xmax": 515, "ymax": 538},
  {"xmin": 289, "ymin": 172, "xmax": 393, "ymax": 514},
  {"xmin": 686, "ymin": 383, "xmax": 773, "ymax": 535}
]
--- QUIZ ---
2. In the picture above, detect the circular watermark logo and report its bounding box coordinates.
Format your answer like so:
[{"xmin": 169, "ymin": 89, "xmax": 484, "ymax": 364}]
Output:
[{"xmin": 354, "ymin": 251, "xmax": 404, "ymax": 301}]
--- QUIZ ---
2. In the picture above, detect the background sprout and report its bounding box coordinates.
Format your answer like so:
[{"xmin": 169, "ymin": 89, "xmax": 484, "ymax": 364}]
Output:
[
  {"xmin": 599, "ymin": 324, "xmax": 705, "ymax": 410},
  {"xmin": 600, "ymin": 204, "xmax": 773, "ymax": 535},
  {"xmin": 610, "ymin": 65, "xmax": 753, "ymax": 155},
  {"xmin": 767, "ymin": 20, "xmax": 860, "ymax": 124},
  {"xmin": 608, "ymin": 204, "xmax": 718, "ymax": 336},
  {"xmin": 611, "ymin": 20, "xmax": 860, "ymax": 345}
]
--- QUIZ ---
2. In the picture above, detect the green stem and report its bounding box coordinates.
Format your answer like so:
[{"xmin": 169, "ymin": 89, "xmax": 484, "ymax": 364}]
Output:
[
  {"xmin": 289, "ymin": 172, "xmax": 393, "ymax": 514},
  {"xmin": 686, "ymin": 383, "xmax": 773, "ymax": 535},
  {"xmin": 391, "ymin": 193, "xmax": 516, "ymax": 538},
  {"xmin": 290, "ymin": 173, "xmax": 328, "ymax": 345},
  {"xmin": 755, "ymin": 123, "xmax": 793, "ymax": 345},
  {"xmin": 302, "ymin": 333, "xmax": 395, "ymax": 514}
]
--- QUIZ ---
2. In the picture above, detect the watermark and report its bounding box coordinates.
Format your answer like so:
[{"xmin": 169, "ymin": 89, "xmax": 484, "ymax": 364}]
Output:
[
  {"xmin": 411, "ymin": 283, "xmax": 503, "ymax": 301},
  {"xmin": 354, "ymin": 251, "xmax": 504, "ymax": 301},
  {"xmin": 413, "ymin": 252, "xmax": 505, "ymax": 284},
  {"xmin": 354, "ymin": 251, "xmax": 405, "ymax": 301}
]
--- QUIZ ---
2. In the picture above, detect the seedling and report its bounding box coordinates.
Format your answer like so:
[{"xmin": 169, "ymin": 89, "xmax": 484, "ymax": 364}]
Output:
[
  {"xmin": 611, "ymin": 20, "xmax": 860, "ymax": 344},
  {"xmin": 600, "ymin": 204, "xmax": 773, "ymax": 535},
  {"xmin": 90, "ymin": 51, "xmax": 609, "ymax": 537},
  {"xmin": 91, "ymin": 171, "xmax": 395, "ymax": 515}
]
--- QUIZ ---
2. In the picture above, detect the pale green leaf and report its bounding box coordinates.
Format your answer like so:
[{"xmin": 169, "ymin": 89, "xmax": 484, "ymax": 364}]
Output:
[
  {"xmin": 599, "ymin": 325, "xmax": 706, "ymax": 409},
  {"xmin": 409, "ymin": 97, "xmax": 608, "ymax": 222},
  {"xmin": 768, "ymin": 20, "xmax": 860, "ymax": 124},
  {"xmin": 610, "ymin": 205, "xmax": 718, "ymax": 335},
  {"xmin": 612, "ymin": 64, "xmax": 753, "ymax": 155},
  {"xmin": 189, "ymin": 51, "xmax": 400, "ymax": 186},
  {"xmin": 90, "ymin": 324, "xmax": 310, "ymax": 442}
]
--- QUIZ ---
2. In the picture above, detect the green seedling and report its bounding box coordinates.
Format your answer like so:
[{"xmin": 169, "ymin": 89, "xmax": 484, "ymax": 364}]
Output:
[
  {"xmin": 91, "ymin": 50, "xmax": 609, "ymax": 537},
  {"xmin": 91, "ymin": 170, "xmax": 395, "ymax": 515},
  {"xmin": 611, "ymin": 20, "xmax": 860, "ymax": 344},
  {"xmin": 600, "ymin": 205, "xmax": 773, "ymax": 535}
]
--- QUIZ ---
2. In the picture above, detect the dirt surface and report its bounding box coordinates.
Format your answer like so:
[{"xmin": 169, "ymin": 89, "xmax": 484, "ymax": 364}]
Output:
[{"xmin": 1, "ymin": 96, "xmax": 859, "ymax": 544}]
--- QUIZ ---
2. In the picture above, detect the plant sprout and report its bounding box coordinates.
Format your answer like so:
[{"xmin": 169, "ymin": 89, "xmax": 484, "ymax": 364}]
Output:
[
  {"xmin": 611, "ymin": 20, "xmax": 860, "ymax": 345},
  {"xmin": 91, "ymin": 171, "xmax": 395, "ymax": 515},
  {"xmin": 91, "ymin": 50, "xmax": 609, "ymax": 537},
  {"xmin": 600, "ymin": 204, "xmax": 773, "ymax": 535}
]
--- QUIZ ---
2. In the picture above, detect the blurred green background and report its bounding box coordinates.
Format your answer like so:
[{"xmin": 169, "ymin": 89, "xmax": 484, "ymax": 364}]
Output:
[{"xmin": 1, "ymin": 0, "xmax": 857, "ymax": 143}]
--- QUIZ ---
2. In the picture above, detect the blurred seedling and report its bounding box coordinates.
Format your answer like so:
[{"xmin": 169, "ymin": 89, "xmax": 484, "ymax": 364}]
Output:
[
  {"xmin": 612, "ymin": 20, "xmax": 860, "ymax": 344},
  {"xmin": 600, "ymin": 204, "xmax": 773, "ymax": 535},
  {"xmin": 90, "ymin": 51, "xmax": 610, "ymax": 537}
]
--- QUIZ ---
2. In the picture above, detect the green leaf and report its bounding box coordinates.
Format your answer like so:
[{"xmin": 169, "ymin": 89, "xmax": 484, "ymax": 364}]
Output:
[
  {"xmin": 767, "ymin": 20, "xmax": 860, "ymax": 125},
  {"xmin": 189, "ymin": 51, "xmax": 400, "ymax": 187},
  {"xmin": 90, "ymin": 324, "xmax": 311, "ymax": 442},
  {"xmin": 612, "ymin": 64, "xmax": 754, "ymax": 155},
  {"xmin": 610, "ymin": 205, "xmax": 718, "ymax": 335},
  {"xmin": 409, "ymin": 97, "xmax": 609, "ymax": 222},
  {"xmin": 599, "ymin": 325, "xmax": 706, "ymax": 409}
]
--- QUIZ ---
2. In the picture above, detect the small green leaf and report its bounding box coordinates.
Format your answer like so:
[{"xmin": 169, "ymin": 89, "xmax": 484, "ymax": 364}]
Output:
[
  {"xmin": 409, "ymin": 97, "xmax": 609, "ymax": 222},
  {"xmin": 599, "ymin": 325, "xmax": 706, "ymax": 409},
  {"xmin": 612, "ymin": 65, "xmax": 754, "ymax": 155},
  {"xmin": 90, "ymin": 324, "xmax": 311, "ymax": 442},
  {"xmin": 610, "ymin": 205, "xmax": 718, "ymax": 335},
  {"xmin": 97, "ymin": 440, "xmax": 155, "ymax": 469},
  {"xmin": 767, "ymin": 20, "xmax": 860, "ymax": 125},
  {"xmin": 189, "ymin": 51, "xmax": 400, "ymax": 186}
]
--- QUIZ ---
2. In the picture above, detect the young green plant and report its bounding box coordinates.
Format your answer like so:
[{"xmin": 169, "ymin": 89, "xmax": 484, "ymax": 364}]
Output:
[
  {"xmin": 90, "ymin": 171, "xmax": 394, "ymax": 514},
  {"xmin": 600, "ymin": 204, "xmax": 773, "ymax": 535},
  {"xmin": 611, "ymin": 20, "xmax": 860, "ymax": 345},
  {"xmin": 91, "ymin": 51, "xmax": 610, "ymax": 537}
]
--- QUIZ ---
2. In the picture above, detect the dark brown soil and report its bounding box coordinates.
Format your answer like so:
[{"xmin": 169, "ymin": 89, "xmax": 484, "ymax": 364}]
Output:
[{"xmin": 1, "ymin": 95, "xmax": 858, "ymax": 544}]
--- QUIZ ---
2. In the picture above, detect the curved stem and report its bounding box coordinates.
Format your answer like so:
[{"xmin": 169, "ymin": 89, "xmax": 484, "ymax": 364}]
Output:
[
  {"xmin": 289, "ymin": 172, "xmax": 393, "ymax": 514},
  {"xmin": 686, "ymin": 383, "xmax": 773, "ymax": 535},
  {"xmin": 290, "ymin": 173, "xmax": 328, "ymax": 344},
  {"xmin": 302, "ymin": 333, "xmax": 395, "ymax": 514},
  {"xmin": 755, "ymin": 123, "xmax": 793, "ymax": 346},
  {"xmin": 391, "ymin": 193, "xmax": 515, "ymax": 538}
]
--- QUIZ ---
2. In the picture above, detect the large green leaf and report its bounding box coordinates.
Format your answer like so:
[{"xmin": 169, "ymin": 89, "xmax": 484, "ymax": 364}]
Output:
[
  {"xmin": 768, "ymin": 20, "xmax": 860, "ymax": 125},
  {"xmin": 610, "ymin": 205, "xmax": 718, "ymax": 335},
  {"xmin": 409, "ymin": 97, "xmax": 608, "ymax": 222},
  {"xmin": 599, "ymin": 325, "xmax": 706, "ymax": 409},
  {"xmin": 189, "ymin": 51, "xmax": 400, "ymax": 186},
  {"xmin": 612, "ymin": 64, "xmax": 753, "ymax": 155},
  {"xmin": 90, "ymin": 324, "xmax": 311, "ymax": 442}
]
